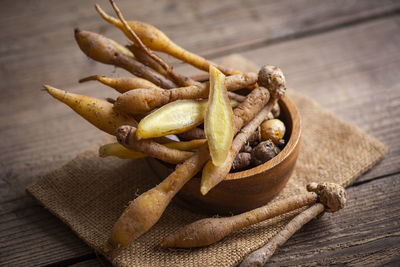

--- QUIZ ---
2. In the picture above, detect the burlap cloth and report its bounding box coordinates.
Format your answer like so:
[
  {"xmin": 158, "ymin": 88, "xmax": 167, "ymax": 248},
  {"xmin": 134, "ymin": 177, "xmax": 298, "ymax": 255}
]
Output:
[{"xmin": 27, "ymin": 55, "xmax": 387, "ymax": 266}]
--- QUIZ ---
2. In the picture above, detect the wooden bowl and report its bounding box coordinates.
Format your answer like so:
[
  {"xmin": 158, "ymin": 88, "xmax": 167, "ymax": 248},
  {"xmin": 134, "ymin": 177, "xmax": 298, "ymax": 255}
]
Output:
[{"xmin": 148, "ymin": 95, "xmax": 301, "ymax": 215}]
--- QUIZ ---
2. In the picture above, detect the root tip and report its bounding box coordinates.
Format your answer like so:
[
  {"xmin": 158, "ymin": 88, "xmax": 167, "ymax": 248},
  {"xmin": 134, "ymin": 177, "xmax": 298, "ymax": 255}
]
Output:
[
  {"xmin": 42, "ymin": 84, "xmax": 54, "ymax": 93},
  {"xmin": 200, "ymin": 185, "xmax": 209, "ymax": 196},
  {"xmin": 98, "ymin": 147, "xmax": 106, "ymax": 157},
  {"xmin": 79, "ymin": 75, "xmax": 100, "ymax": 83}
]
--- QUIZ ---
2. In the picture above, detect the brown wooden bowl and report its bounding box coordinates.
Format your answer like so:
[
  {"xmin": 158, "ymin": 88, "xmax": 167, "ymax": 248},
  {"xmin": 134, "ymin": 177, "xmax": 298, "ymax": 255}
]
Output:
[{"xmin": 148, "ymin": 95, "xmax": 301, "ymax": 215}]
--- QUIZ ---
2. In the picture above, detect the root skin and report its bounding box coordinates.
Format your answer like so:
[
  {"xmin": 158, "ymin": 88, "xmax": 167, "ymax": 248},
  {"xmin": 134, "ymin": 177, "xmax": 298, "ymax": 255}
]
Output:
[
  {"xmin": 260, "ymin": 119, "xmax": 286, "ymax": 144},
  {"xmin": 239, "ymin": 203, "xmax": 324, "ymax": 267},
  {"xmin": 95, "ymin": 4, "xmax": 239, "ymax": 75},
  {"xmin": 161, "ymin": 194, "xmax": 317, "ymax": 248},
  {"xmin": 127, "ymin": 44, "xmax": 200, "ymax": 87},
  {"xmin": 231, "ymin": 87, "xmax": 270, "ymax": 134},
  {"xmin": 113, "ymin": 72, "xmax": 257, "ymax": 114},
  {"xmin": 110, "ymin": 144, "xmax": 210, "ymax": 247},
  {"xmin": 116, "ymin": 126, "xmax": 192, "ymax": 164},
  {"xmin": 251, "ymin": 140, "xmax": 281, "ymax": 166},
  {"xmin": 79, "ymin": 75, "xmax": 161, "ymax": 93},
  {"xmin": 178, "ymin": 127, "xmax": 206, "ymax": 140},
  {"xmin": 99, "ymin": 140, "xmax": 206, "ymax": 159},
  {"xmin": 44, "ymin": 85, "xmax": 136, "ymax": 135},
  {"xmin": 239, "ymin": 182, "xmax": 346, "ymax": 266},
  {"xmin": 231, "ymin": 152, "xmax": 251, "ymax": 171},
  {"xmin": 126, "ymin": 44, "xmax": 169, "ymax": 77},
  {"xmin": 99, "ymin": 142, "xmax": 147, "ymax": 159},
  {"xmin": 114, "ymin": 88, "xmax": 170, "ymax": 115},
  {"xmin": 74, "ymin": 29, "xmax": 176, "ymax": 89}
]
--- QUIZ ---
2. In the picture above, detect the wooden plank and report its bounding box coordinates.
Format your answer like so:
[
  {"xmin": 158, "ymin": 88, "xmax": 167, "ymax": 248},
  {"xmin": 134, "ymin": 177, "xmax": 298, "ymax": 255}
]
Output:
[
  {"xmin": 267, "ymin": 174, "xmax": 400, "ymax": 266},
  {"xmin": 233, "ymin": 17, "xmax": 400, "ymax": 183},
  {"xmin": 2, "ymin": 0, "xmax": 399, "ymax": 58},
  {"xmin": 0, "ymin": 197, "xmax": 94, "ymax": 266},
  {"xmin": 2, "ymin": 0, "xmax": 399, "ymax": 99}
]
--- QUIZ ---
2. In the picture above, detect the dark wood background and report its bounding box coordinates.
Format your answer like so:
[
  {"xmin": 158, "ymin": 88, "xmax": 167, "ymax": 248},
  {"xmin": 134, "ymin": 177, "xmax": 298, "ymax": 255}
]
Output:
[{"xmin": 1, "ymin": 0, "xmax": 399, "ymax": 266}]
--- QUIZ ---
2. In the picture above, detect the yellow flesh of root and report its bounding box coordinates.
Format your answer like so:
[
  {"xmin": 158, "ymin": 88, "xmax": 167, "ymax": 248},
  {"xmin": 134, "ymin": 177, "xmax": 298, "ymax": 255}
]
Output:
[
  {"xmin": 136, "ymin": 99, "xmax": 208, "ymax": 139},
  {"xmin": 204, "ymin": 66, "xmax": 234, "ymax": 166}
]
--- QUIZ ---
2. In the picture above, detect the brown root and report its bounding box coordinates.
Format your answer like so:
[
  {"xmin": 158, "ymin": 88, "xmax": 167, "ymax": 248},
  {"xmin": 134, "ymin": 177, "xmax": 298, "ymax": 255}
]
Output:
[
  {"xmin": 231, "ymin": 152, "xmax": 252, "ymax": 171},
  {"xmin": 116, "ymin": 125, "xmax": 192, "ymax": 164},
  {"xmin": 161, "ymin": 193, "xmax": 317, "ymax": 248},
  {"xmin": 251, "ymin": 140, "xmax": 280, "ymax": 166},
  {"xmin": 178, "ymin": 127, "xmax": 206, "ymax": 140},
  {"xmin": 74, "ymin": 29, "xmax": 176, "ymax": 89},
  {"xmin": 79, "ymin": 75, "xmax": 162, "ymax": 93}
]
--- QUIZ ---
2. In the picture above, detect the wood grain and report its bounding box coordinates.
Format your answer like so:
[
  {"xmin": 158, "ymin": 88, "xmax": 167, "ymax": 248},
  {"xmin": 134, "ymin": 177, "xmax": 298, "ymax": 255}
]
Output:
[
  {"xmin": 2, "ymin": 0, "xmax": 400, "ymax": 98},
  {"xmin": 237, "ymin": 17, "xmax": 400, "ymax": 183},
  {"xmin": 0, "ymin": 0, "xmax": 399, "ymax": 266},
  {"xmin": 0, "ymin": 198, "xmax": 93, "ymax": 266},
  {"xmin": 267, "ymin": 174, "xmax": 400, "ymax": 266}
]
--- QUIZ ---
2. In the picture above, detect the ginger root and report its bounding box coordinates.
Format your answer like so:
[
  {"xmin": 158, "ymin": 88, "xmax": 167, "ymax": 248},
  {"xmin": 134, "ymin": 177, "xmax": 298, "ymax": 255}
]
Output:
[
  {"xmin": 239, "ymin": 183, "xmax": 347, "ymax": 266},
  {"xmin": 99, "ymin": 143, "xmax": 147, "ymax": 159},
  {"xmin": 116, "ymin": 126, "xmax": 193, "ymax": 164},
  {"xmin": 161, "ymin": 194, "xmax": 317, "ymax": 248},
  {"xmin": 100, "ymin": 139, "xmax": 206, "ymax": 159},
  {"xmin": 178, "ymin": 127, "xmax": 206, "ymax": 140},
  {"xmin": 95, "ymin": 4, "xmax": 239, "ymax": 75},
  {"xmin": 231, "ymin": 152, "xmax": 252, "ymax": 171},
  {"xmin": 204, "ymin": 66, "xmax": 234, "ymax": 166},
  {"xmin": 126, "ymin": 44, "xmax": 169, "ymax": 78},
  {"xmin": 247, "ymin": 127, "xmax": 261, "ymax": 145},
  {"xmin": 43, "ymin": 85, "xmax": 136, "ymax": 135},
  {"xmin": 200, "ymin": 65, "xmax": 286, "ymax": 195},
  {"xmin": 113, "ymin": 72, "xmax": 257, "ymax": 115},
  {"xmin": 74, "ymin": 29, "xmax": 176, "ymax": 89},
  {"xmin": 135, "ymin": 98, "xmax": 240, "ymax": 140},
  {"xmin": 136, "ymin": 99, "xmax": 208, "ymax": 139},
  {"xmin": 107, "ymin": 0, "xmax": 200, "ymax": 88},
  {"xmin": 260, "ymin": 119, "xmax": 286, "ymax": 144},
  {"xmin": 162, "ymin": 183, "xmax": 346, "ymax": 249},
  {"xmin": 251, "ymin": 140, "xmax": 281, "ymax": 166},
  {"xmin": 108, "ymin": 145, "xmax": 210, "ymax": 248},
  {"xmin": 79, "ymin": 75, "xmax": 162, "ymax": 93},
  {"xmin": 164, "ymin": 139, "xmax": 207, "ymax": 151}
]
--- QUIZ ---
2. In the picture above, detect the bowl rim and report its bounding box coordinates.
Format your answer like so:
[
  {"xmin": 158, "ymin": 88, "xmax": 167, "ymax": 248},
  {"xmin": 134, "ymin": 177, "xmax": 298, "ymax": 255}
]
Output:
[{"xmin": 224, "ymin": 94, "xmax": 301, "ymax": 180}]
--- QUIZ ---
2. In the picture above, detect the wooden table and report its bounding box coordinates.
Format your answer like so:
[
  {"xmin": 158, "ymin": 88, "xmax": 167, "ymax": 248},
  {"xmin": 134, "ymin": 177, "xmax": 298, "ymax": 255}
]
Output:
[{"xmin": 1, "ymin": 1, "xmax": 399, "ymax": 266}]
